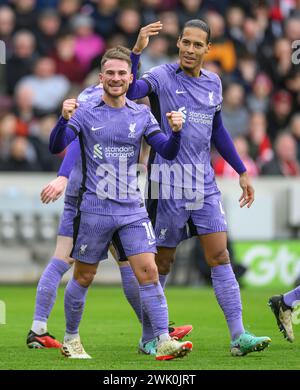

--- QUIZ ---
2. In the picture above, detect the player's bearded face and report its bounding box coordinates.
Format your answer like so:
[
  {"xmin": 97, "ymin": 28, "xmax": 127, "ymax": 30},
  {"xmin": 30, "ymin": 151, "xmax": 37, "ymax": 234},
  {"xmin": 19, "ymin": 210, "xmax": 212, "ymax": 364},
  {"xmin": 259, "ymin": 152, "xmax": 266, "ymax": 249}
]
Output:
[
  {"xmin": 177, "ymin": 27, "xmax": 210, "ymax": 73},
  {"xmin": 100, "ymin": 59, "xmax": 133, "ymax": 97}
]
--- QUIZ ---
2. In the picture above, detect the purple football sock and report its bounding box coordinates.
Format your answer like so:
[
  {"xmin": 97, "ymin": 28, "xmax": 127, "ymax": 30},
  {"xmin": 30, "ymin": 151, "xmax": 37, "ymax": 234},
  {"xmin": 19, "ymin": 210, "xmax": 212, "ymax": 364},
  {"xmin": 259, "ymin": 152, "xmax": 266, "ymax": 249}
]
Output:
[
  {"xmin": 119, "ymin": 265, "xmax": 142, "ymax": 322},
  {"xmin": 33, "ymin": 257, "xmax": 71, "ymax": 322},
  {"xmin": 211, "ymin": 264, "xmax": 245, "ymax": 341},
  {"xmin": 140, "ymin": 275, "xmax": 169, "ymax": 343},
  {"xmin": 159, "ymin": 274, "xmax": 167, "ymax": 289},
  {"xmin": 119, "ymin": 265, "xmax": 155, "ymax": 343},
  {"xmin": 139, "ymin": 282, "xmax": 169, "ymax": 339},
  {"xmin": 283, "ymin": 286, "xmax": 300, "ymax": 308},
  {"xmin": 141, "ymin": 306, "xmax": 154, "ymax": 344},
  {"xmin": 64, "ymin": 278, "xmax": 88, "ymax": 334}
]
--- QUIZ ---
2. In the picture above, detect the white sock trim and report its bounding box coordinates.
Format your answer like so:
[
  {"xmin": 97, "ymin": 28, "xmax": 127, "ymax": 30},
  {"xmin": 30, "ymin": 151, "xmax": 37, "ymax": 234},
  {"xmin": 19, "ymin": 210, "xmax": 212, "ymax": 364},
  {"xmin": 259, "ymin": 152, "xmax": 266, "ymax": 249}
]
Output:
[
  {"xmin": 157, "ymin": 333, "xmax": 171, "ymax": 345},
  {"xmin": 31, "ymin": 320, "xmax": 47, "ymax": 335},
  {"xmin": 64, "ymin": 332, "xmax": 80, "ymax": 342}
]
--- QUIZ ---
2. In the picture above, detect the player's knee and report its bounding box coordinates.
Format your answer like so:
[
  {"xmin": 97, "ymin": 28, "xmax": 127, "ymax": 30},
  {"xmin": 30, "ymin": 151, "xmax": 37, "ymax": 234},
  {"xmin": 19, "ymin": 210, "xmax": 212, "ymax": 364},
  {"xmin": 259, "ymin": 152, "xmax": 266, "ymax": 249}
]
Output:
[
  {"xmin": 75, "ymin": 269, "xmax": 96, "ymax": 287},
  {"xmin": 208, "ymin": 249, "xmax": 230, "ymax": 267},
  {"xmin": 156, "ymin": 256, "xmax": 174, "ymax": 275},
  {"xmin": 137, "ymin": 263, "xmax": 158, "ymax": 284},
  {"xmin": 147, "ymin": 263, "xmax": 159, "ymax": 280}
]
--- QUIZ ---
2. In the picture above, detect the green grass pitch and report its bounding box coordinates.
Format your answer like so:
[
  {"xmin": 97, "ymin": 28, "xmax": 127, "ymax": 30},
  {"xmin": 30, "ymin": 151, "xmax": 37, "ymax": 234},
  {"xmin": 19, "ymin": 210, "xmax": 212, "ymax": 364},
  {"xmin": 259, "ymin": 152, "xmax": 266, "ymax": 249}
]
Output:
[{"xmin": 0, "ymin": 285, "xmax": 299, "ymax": 370}]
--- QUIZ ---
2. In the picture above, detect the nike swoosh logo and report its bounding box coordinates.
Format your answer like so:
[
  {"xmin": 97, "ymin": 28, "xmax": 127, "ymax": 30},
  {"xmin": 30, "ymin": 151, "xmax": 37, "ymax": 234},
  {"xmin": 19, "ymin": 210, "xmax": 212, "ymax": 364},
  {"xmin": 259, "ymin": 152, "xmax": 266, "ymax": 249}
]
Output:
[
  {"xmin": 91, "ymin": 126, "xmax": 105, "ymax": 131},
  {"xmin": 175, "ymin": 89, "xmax": 187, "ymax": 94},
  {"xmin": 148, "ymin": 241, "xmax": 156, "ymax": 245}
]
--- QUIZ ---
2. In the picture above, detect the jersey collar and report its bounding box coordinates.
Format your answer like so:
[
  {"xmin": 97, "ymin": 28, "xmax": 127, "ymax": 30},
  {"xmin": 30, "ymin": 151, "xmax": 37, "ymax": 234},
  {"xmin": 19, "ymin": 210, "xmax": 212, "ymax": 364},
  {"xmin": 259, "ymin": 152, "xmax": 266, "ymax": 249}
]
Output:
[
  {"xmin": 93, "ymin": 97, "xmax": 136, "ymax": 110},
  {"xmin": 175, "ymin": 63, "xmax": 209, "ymax": 78}
]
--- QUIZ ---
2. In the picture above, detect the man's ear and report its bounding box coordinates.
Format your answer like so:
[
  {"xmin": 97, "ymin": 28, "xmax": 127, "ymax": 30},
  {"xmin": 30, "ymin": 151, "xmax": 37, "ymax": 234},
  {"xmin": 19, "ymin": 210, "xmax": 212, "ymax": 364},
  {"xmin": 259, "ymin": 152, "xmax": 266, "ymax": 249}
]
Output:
[
  {"xmin": 99, "ymin": 72, "xmax": 103, "ymax": 83},
  {"xmin": 205, "ymin": 42, "xmax": 211, "ymax": 54},
  {"xmin": 129, "ymin": 73, "xmax": 133, "ymax": 84}
]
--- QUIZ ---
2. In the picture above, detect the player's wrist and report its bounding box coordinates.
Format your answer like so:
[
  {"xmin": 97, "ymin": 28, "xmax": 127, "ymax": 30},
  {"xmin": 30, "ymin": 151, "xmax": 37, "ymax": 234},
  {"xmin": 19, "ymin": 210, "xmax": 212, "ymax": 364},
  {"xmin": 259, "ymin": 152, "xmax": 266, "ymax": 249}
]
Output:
[
  {"xmin": 62, "ymin": 113, "xmax": 69, "ymax": 120},
  {"xmin": 132, "ymin": 47, "xmax": 142, "ymax": 55},
  {"xmin": 57, "ymin": 175, "xmax": 68, "ymax": 182},
  {"xmin": 60, "ymin": 114, "xmax": 69, "ymax": 121}
]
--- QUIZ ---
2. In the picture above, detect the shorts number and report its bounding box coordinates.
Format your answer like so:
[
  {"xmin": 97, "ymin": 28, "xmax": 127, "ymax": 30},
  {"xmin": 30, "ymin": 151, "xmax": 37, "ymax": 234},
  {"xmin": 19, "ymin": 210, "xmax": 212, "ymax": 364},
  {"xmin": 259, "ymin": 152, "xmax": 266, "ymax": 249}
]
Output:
[{"xmin": 142, "ymin": 221, "xmax": 155, "ymax": 240}]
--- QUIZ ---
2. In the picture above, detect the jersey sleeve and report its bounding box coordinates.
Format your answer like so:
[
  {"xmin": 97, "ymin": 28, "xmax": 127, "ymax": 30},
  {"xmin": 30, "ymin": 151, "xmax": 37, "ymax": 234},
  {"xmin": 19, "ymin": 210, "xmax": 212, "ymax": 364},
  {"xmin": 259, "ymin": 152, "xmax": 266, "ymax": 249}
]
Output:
[
  {"xmin": 141, "ymin": 65, "xmax": 165, "ymax": 95},
  {"xmin": 212, "ymin": 111, "xmax": 246, "ymax": 174},
  {"xmin": 57, "ymin": 137, "xmax": 80, "ymax": 178},
  {"xmin": 68, "ymin": 105, "xmax": 85, "ymax": 135},
  {"xmin": 143, "ymin": 108, "xmax": 162, "ymax": 142}
]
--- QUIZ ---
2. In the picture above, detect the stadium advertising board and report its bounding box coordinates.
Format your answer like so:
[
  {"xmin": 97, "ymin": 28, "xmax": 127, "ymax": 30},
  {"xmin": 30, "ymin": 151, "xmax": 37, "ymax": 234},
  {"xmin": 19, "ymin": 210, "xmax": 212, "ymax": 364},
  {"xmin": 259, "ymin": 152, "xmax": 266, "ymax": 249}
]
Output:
[{"xmin": 234, "ymin": 241, "xmax": 300, "ymax": 288}]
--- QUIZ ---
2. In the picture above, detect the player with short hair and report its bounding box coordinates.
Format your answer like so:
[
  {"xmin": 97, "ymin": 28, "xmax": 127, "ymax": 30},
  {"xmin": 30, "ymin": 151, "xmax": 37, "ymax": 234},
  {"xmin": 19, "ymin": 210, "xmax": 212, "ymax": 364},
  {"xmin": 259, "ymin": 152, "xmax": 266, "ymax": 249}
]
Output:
[
  {"xmin": 49, "ymin": 46, "xmax": 193, "ymax": 360},
  {"xmin": 26, "ymin": 85, "xmax": 101, "ymax": 350},
  {"xmin": 27, "ymin": 37, "xmax": 192, "ymax": 355},
  {"xmin": 269, "ymin": 286, "xmax": 300, "ymax": 342},
  {"xmin": 126, "ymin": 19, "xmax": 271, "ymax": 356}
]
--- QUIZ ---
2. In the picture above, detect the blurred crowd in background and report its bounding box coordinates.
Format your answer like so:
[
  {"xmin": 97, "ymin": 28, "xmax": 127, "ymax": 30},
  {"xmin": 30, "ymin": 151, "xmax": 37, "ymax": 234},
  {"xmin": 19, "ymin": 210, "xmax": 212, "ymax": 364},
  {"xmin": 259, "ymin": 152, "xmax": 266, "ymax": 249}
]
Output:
[{"xmin": 0, "ymin": 0, "xmax": 300, "ymax": 176}]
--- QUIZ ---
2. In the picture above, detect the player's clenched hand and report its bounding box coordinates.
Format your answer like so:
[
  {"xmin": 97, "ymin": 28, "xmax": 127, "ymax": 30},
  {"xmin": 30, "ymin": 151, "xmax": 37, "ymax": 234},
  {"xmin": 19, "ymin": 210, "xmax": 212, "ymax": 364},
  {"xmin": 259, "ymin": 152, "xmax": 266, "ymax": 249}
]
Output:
[
  {"xmin": 239, "ymin": 171, "xmax": 254, "ymax": 208},
  {"xmin": 166, "ymin": 111, "xmax": 183, "ymax": 132},
  {"xmin": 40, "ymin": 176, "xmax": 68, "ymax": 204},
  {"xmin": 62, "ymin": 99, "xmax": 79, "ymax": 120},
  {"xmin": 132, "ymin": 21, "xmax": 163, "ymax": 54}
]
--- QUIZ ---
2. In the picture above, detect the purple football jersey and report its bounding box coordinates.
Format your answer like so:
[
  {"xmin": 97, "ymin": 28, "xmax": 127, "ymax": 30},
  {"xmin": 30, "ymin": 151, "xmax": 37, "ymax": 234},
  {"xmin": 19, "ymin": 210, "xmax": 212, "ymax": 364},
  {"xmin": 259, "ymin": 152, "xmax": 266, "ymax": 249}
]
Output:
[
  {"xmin": 67, "ymin": 98, "xmax": 161, "ymax": 215},
  {"xmin": 65, "ymin": 84, "xmax": 103, "ymax": 197},
  {"xmin": 143, "ymin": 63, "xmax": 222, "ymax": 194}
]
